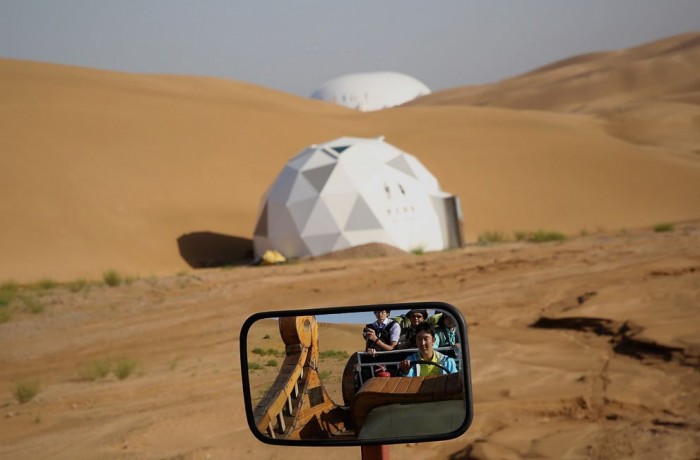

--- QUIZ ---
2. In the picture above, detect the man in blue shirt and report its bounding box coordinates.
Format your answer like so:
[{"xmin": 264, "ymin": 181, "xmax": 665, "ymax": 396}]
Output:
[{"xmin": 398, "ymin": 322, "xmax": 457, "ymax": 377}]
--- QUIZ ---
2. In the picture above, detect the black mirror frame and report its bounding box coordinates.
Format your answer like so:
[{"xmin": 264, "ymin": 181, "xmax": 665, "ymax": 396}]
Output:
[{"xmin": 239, "ymin": 301, "xmax": 474, "ymax": 447}]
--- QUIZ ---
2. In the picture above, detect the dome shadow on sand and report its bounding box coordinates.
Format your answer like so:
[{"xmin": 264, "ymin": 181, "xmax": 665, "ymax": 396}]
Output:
[{"xmin": 177, "ymin": 232, "xmax": 253, "ymax": 268}]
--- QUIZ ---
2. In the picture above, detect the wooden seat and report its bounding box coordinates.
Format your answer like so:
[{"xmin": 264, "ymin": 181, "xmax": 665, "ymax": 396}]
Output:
[{"xmin": 351, "ymin": 373, "xmax": 463, "ymax": 430}]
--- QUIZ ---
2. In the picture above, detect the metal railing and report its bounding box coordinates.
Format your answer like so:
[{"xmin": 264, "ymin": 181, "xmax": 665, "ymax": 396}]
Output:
[{"xmin": 355, "ymin": 346, "xmax": 462, "ymax": 386}]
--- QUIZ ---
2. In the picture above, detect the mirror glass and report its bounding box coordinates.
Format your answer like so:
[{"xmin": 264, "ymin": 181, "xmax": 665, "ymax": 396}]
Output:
[{"xmin": 240, "ymin": 302, "xmax": 472, "ymax": 445}]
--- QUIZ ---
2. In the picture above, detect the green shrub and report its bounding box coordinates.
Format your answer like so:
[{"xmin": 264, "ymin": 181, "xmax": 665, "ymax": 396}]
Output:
[
  {"xmin": 78, "ymin": 359, "xmax": 112, "ymax": 381},
  {"xmin": 265, "ymin": 359, "xmax": 278, "ymax": 367},
  {"xmin": 12, "ymin": 379, "xmax": 41, "ymax": 404},
  {"xmin": 0, "ymin": 282, "xmax": 18, "ymax": 307},
  {"xmin": 319, "ymin": 350, "xmax": 349, "ymax": 360},
  {"xmin": 21, "ymin": 296, "xmax": 44, "ymax": 314},
  {"xmin": 249, "ymin": 362, "xmax": 263, "ymax": 370},
  {"xmin": 515, "ymin": 230, "xmax": 566, "ymax": 243},
  {"xmin": 478, "ymin": 231, "xmax": 510, "ymax": 244},
  {"xmin": 169, "ymin": 355, "xmax": 181, "ymax": 371},
  {"xmin": 124, "ymin": 275, "xmax": 140, "ymax": 286},
  {"xmin": 103, "ymin": 270, "xmax": 122, "ymax": 287},
  {"xmin": 319, "ymin": 370, "xmax": 332, "ymax": 380},
  {"xmin": 252, "ymin": 348, "xmax": 283, "ymax": 357},
  {"xmin": 36, "ymin": 279, "xmax": 57, "ymax": 290},
  {"xmin": 653, "ymin": 223, "xmax": 674, "ymax": 233},
  {"xmin": 68, "ymin": 279, "xmax": 89, "ymax": 293},
  {"xmin": 0, "ymin": 292, "xmax": 14, "ymax": 307},
  {"xmin": 113, "ymin": 358, "xmax": 138, "ymax": 380}
]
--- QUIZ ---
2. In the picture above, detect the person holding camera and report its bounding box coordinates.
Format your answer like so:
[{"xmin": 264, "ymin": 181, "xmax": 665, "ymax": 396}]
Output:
[{"xmin": 363, "ymin": 309, "xmax": 401, "ymax": 355}]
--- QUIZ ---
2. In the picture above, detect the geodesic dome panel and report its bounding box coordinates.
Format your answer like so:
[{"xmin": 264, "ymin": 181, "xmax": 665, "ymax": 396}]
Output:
[
  {"xmin": 309, "ymin": 72, "xmax": 431, "ymax": 112},
  {"xmin": 253, "ymin": 136, "xmax": 458, "ymax": 259}
]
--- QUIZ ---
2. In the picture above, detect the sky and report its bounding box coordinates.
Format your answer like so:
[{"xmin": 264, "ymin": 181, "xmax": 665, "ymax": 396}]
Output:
[{"xmin": 0, "ymin": 1, "xmax": 698, "ymax": 97}]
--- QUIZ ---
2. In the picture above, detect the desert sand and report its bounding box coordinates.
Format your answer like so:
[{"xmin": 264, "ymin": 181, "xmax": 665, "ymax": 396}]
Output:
[{"xmin": 0, "ymin": 33, "xmax": 699, "ymax": 459}]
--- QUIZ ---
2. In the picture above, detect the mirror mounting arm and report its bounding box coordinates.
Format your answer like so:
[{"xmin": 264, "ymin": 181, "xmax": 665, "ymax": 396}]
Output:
[{"xmin": 361, "ymin": 444, "xmax": 390, "ymax": 460}]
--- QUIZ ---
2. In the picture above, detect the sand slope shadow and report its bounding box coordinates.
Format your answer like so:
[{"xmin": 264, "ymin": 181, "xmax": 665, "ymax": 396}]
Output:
[{"xmin": 177, "ymin": 231, "xmax": 253, "ymax": 268}]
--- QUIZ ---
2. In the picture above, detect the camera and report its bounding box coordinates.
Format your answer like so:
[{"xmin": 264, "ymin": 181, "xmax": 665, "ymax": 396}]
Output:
[{"xmin": 363, "ymin": 323, "xmax": 377, "ymax": 339}]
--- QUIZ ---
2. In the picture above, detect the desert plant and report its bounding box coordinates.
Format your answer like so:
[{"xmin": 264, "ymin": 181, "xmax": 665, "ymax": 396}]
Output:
[
  {"xmin": 113, "ymin": 358, "xmax": 138, "ymax": 380},
  {"xmin": 319, "ymin": 350, "xmax": 349, "ymax": 360},
  {"xmin": 0, "ymin": 282, "xmax": 18, "ymax": 307},
  {"xmin": 124, "ymin": 275, "xmax": 140, "ymax": 286},
  {"xmin": 78, "ymin": 359, "xmax": 112, "ymax": 381},
  {"xmin": 410, "ymin": 246, "xmax": 425, "ymax": 255},
  {"xmin": 36, "ymin": 279, "xmax": 57, "ymax": 290},
  {"xmin": 319, "ymin": 370, "xmax": 332, "ymax": 380},
  {"xmin": 68, "ymin": 278, "xmax": 89, "ymax": 293},
  {"xmin": 265, "ymin": 359, "xmax": 278, "ymax": 367},
  {"xmin": 249, "ymin": 362, "xmax": 263, "ymax": 370},
  {"xmin": 169, "ymin": 355, "xmax": 181, "ymax": 371},
  {"xmin": 0, "ymin": 294, "xmax": 14, "ymax": 308},
  {"xmin": 252, "ymin": 348, "xmax": 284, "ymax": 357},
  {"xmin": 478, "ymin": 231, "xmax": 510, "ymax": 244},
  {"xmin": 262, "ymin": 334, "xmax": 271, "ymax": 340},
  {"xmin": 21, "ymin": 296, "xmax": 44, "ymax": 314},
  {"xmin": 653, "ymin": 223, "xmax": 674, "ymax": 233},
  {"xmin": 515, "ymin": 230, "xmax": 566, "ymax": 243},
  {"xmin": 12, "ymin": 379, "xmax": 40, "ymax": 404},
  {"xmin": 102, "ymin": 270, "xmax": 122, "ymax": 287}
]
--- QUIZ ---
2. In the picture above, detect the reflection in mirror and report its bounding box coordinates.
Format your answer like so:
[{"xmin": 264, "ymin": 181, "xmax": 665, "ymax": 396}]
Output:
[{"xmin": 243, "ymin": 305, "xmax": 471, "ymax": 443}]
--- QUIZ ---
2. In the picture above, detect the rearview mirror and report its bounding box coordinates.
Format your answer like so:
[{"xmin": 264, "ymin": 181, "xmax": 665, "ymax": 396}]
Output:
[{"xmin": 239, "ymin": 302, "xmax": 473, "ymax": 446}]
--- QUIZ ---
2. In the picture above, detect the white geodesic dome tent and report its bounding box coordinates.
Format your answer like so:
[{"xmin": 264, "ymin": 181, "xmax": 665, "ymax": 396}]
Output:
[
  {"xmin": 253, "ymin": 136, "xmax": 463, "ymax": 259},
  {"xmin": 309, "ymin": 72, "xmax": 431, "ymax": 112}
]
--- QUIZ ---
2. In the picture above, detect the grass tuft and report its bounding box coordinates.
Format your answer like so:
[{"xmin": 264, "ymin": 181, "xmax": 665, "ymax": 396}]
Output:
[
  {"xmin": 12, "ymin": 379, "xmax": 41, "ymax": 404},
  {"xmin": 0, "ymin": 282, "xmax": 19, "ymax": 307},
  {"xmin": 78, "ymin": 359, "xmax": 112, "ymax": 381},
  {"xmin": 103, "ymin": 270, "xmax": 122, "ymax": 287},
  {"xmin": 319, "ymin": 350, "xmax": 349, "ymax": 360},
  {"xmin": 68, "ymin": 279, "xmax": 89, "ymax": 293},
  {"xmin": 169, "ymin": 355, "xmax": 181, "ymax": 371},
  {"xmin": 478, "ymin": 231, "xmax": 510, "ymax": 244},
  {"xmin": 653, "ymin": 223, "xmax": 674, "ymax": 233},
  {"xmin": 113, "ymin": 358, "xmax": 139, "ymax": 380},
  {"xmin": 265, "ymin": 359, "xmax": 278, "ymax": 367},
  {"xmin": 252, "ymin": 347, "xmax": 284, "ymax": 357},
  {"xmin": 515, "ymin": 230, "xmax": 566, "ymax": 243},
  {"xmin": 249, "ymin": 362, "xmax": 263, "ymax": 370},
  {"xmin": 21, "ymin": 295, "xmax": 44, "ymax": 314},
  {"xmin": 35, "ymin": 279, "xmax": 57, "ymax": 291}
]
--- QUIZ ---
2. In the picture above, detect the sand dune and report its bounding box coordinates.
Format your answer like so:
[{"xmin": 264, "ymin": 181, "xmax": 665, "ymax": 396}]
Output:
[
  {"xmin": 2, "ymin": 32, "xmax": 700, "ymax": 282},
  {"xmin": 411, "ymin": 32, "xmax": 700, "ymax": 114},
  {"xmin": 410, "ymin": 32, "xmax": 700, "ymax": 153}
]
